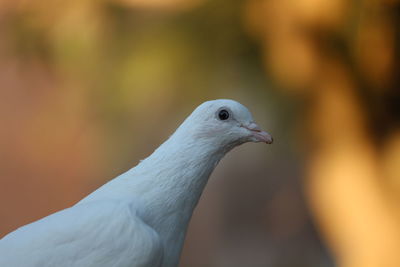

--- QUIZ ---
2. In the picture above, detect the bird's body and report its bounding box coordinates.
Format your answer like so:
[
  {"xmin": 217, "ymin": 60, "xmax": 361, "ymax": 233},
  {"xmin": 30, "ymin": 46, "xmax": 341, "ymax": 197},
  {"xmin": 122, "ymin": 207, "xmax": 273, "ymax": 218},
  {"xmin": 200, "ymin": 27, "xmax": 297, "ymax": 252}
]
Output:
[
  {"xmin": 0, "ymin": 99, "xmax": 272, "ymax": 267},
  {"xmin": 0, "ymin": 201, "xmax": 162, "ymax": 267}
]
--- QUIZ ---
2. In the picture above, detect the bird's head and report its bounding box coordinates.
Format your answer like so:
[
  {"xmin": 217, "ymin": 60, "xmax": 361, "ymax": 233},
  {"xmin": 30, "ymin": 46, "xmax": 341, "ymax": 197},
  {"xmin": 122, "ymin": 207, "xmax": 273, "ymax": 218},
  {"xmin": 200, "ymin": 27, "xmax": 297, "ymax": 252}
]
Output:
[{"xmin": 177, "ymin": 99, "xmax": 273, "ymax": 148}]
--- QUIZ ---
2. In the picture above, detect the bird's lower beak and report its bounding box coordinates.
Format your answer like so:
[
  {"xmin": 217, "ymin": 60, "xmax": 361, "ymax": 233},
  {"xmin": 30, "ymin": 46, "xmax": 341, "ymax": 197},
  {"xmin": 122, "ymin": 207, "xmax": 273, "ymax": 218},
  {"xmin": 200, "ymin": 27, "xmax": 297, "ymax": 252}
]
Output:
[{"xmin": 243, "ymin": 123, "xmax": 273, "ymax": 144}]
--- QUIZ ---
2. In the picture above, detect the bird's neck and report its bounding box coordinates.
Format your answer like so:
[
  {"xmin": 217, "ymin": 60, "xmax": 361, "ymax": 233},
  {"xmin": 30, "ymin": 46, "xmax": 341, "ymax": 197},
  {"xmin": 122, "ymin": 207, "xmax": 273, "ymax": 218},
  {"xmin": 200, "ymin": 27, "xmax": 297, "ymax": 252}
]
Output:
[
  {"xmin": 82, "ymin": 130, "xmax": 232, "ymax": 213},
  {"xmin": 129, "ymin": 135, "xmax": 230, "ymax": 266},
  {"xmin": 136, "ymin": 134, "xmax": 227, "ymax": 219}
]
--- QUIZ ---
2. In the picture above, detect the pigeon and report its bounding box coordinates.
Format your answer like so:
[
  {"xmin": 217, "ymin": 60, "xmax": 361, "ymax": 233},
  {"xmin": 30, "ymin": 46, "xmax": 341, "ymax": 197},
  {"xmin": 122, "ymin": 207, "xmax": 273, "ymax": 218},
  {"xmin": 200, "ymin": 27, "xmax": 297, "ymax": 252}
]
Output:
[{"xmin": 0, "ymin": 99, "xmax": 273, "ymax": 267}]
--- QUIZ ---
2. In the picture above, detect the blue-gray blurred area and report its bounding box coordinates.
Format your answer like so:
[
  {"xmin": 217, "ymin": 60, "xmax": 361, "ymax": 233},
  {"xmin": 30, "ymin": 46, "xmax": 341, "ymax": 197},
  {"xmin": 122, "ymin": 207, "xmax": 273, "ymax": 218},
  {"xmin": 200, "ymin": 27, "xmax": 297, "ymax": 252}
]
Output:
[{"xmin": 1, "ymin": 0, "xmax": 399, "ymax": 266}]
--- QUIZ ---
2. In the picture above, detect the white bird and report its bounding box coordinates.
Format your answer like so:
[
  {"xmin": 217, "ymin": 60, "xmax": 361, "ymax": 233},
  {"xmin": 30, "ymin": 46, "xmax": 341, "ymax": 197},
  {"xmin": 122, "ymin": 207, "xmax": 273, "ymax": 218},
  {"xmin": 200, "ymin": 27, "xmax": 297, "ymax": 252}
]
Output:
[{"xmin": 0, "ymin": 99, "xmax": 273, "ymax": 267}]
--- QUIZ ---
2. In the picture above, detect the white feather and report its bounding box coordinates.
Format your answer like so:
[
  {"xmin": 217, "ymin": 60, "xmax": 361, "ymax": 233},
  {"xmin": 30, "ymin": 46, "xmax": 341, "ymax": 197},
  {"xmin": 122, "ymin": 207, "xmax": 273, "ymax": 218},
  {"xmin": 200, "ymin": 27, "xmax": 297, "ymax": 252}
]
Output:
[{"xmin": 0, "ymin": 99, "xmax": 271, "ymax": 267}]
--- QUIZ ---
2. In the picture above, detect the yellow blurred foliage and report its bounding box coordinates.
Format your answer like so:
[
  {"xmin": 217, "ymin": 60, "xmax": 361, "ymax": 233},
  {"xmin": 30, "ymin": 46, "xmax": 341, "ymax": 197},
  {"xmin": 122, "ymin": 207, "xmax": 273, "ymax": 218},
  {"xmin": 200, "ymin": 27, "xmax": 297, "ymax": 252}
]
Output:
[{"xmin": 243, "ymin": 0, "xmax": 400, "ymax": 266}]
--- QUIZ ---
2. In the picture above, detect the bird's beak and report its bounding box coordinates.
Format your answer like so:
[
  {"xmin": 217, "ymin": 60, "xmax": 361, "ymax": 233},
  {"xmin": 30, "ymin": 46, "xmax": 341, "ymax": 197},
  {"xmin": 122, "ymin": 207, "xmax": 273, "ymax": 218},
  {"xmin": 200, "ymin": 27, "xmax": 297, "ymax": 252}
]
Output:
[{"xmin": 242, "ymin": 122, "xmax": 273, "ymax": 144}]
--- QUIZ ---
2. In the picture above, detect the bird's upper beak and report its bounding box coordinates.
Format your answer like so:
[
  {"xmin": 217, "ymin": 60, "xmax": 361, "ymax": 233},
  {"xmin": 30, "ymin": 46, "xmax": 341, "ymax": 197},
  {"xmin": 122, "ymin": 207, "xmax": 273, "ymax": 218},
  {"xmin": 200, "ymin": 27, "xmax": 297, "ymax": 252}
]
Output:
[{"xmin": 242, "ymin": 122, "xmax": 273, "ymax": 144}]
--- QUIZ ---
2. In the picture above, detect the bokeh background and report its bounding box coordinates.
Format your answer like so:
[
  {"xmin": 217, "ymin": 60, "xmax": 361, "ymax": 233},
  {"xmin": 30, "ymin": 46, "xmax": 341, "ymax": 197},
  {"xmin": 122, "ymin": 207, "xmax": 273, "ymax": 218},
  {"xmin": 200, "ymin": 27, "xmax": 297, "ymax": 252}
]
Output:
[{"xmin": 1, "ymin": 0, "xmax": 399, "ymax": 266}]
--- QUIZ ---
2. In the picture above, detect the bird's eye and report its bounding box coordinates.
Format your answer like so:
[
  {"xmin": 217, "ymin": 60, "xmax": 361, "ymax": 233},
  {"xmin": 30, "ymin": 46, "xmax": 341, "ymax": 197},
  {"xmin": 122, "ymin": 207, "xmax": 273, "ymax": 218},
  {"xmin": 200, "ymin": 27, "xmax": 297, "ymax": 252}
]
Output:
[{"xmin": 218, "ymin": 109, "xmax": 230, "ymax": 120}]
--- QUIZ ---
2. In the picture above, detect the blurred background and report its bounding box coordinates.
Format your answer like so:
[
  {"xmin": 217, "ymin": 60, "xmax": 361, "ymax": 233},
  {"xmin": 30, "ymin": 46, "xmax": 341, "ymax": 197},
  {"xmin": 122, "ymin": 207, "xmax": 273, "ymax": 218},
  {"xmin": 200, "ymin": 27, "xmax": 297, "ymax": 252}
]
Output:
[{"xmin": 0, "ymin": 0, "xmax": 399, "ymax": 266}]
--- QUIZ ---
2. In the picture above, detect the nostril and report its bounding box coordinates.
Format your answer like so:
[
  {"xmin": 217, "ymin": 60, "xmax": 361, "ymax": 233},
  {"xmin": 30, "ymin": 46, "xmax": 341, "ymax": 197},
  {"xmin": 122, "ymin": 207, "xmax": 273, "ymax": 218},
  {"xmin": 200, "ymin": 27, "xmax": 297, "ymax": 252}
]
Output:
[
  {"xmin": 247, "ymin": 122, "xmax": 262, "ymax": 132},
  {"xmin": 240, "ymin": 122, "xmax": 264, "ymax": 132}
]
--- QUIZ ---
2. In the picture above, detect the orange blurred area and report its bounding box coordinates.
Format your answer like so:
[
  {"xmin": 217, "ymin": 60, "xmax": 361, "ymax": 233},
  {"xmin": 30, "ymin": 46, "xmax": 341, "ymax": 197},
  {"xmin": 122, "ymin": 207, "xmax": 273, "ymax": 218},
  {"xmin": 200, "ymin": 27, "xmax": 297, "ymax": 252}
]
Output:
[{"xmin": 0, "ymin": 0, "xmax": 399, "ymax": 266}]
